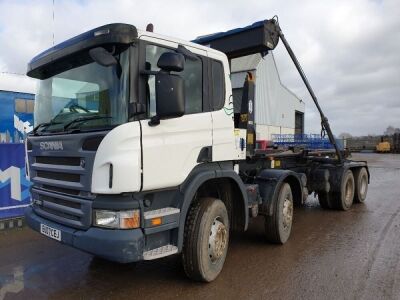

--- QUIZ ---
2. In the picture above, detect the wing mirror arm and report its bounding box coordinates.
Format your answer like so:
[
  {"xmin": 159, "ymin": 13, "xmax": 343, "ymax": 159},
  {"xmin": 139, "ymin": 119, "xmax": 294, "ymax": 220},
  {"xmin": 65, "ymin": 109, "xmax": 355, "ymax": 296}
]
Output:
[
  {"xmin": 140, "ymin": 70, "xmax": 159, "ymax": 76},
  {"xmin": 148, "ymin": 115, "xmax": 160, "ymax": 127}
]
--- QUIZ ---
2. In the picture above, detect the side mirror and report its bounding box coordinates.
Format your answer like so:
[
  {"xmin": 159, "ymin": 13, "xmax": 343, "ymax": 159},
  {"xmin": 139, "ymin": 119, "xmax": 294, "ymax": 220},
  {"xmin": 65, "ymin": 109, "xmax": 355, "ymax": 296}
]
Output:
[
  {"xmin": 157, "ymin": 52, "xmax": 185, "ymax": 72},
  {"xmin": 154, "ymin": 72, "xmax": 185, "ymax": 120},
  {"xmin": 148, "ymin": 52, "xmax": 185, "ymax": 126},
  {"xmin": 89, "ymin": 47, "xmax": 117, "ymax": 67}
]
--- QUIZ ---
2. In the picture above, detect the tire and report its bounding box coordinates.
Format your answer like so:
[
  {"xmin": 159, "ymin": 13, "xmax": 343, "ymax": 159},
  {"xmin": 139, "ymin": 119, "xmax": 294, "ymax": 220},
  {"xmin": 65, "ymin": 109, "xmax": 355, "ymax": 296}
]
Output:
[
  {"xmin": 265, "ymin": 183, "xmax": 293, "ymax": 244},
  {"xmin": 334, "ymin": 170, "xmax": 355, "ymax": 211},
  {"xmin": 182, "ymin": 197, "xmax": 230, "ymax": 282},
  {"xmin": 354, "ymin": 167, "xmax": 368, "ymax": 203}
]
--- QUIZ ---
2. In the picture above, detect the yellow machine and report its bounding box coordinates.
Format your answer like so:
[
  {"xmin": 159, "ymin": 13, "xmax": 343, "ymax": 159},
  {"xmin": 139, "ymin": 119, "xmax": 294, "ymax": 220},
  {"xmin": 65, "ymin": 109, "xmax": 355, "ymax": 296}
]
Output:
[{"xmin": 376, "ymin": 141, "xmax": 391, "ymax": 153}]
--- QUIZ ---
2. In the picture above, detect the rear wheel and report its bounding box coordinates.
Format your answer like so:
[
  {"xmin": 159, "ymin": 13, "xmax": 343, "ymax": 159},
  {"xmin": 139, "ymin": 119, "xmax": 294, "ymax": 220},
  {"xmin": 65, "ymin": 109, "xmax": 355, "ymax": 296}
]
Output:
[
  {"xmin": 333, "ymin": 170, "xmax": 355, "ymax": 211},
  {"xmin": 265, "ymin": 183, "xmax": 293, "ymax": 244},
  {"xmin": 354, "ymin": 167, "xmax": 368, "ymax": 203},
  {"xmin": 182, "ymin": 197, "xmax": 229, "ymax": 282}
]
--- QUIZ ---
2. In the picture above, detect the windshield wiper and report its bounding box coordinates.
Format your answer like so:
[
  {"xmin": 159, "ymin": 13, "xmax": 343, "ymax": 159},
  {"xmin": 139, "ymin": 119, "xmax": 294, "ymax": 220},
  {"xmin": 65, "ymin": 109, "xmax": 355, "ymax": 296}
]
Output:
[
  {"xmin": 32, "ymin": 121, "xmax": 62, "ymax": 135},
  {"xmin": 63, "ymin": 115, "xmax": 112, "ymax": 132}
]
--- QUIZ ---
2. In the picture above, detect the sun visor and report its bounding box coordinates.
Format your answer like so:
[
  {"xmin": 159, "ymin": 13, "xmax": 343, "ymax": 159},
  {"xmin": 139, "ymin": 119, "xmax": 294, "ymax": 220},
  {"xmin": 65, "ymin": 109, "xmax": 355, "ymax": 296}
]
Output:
[{"xmin": 27, "ymin": 23, "xmax": 138, "ymax": 79}]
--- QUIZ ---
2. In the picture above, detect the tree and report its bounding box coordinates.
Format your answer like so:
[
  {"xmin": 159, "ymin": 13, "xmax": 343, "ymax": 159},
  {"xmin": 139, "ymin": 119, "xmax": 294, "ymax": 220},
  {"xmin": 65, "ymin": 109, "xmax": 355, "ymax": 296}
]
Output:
[{"xmin": 384, "ymin": 126, "xmax": 400, "ymax": 135}]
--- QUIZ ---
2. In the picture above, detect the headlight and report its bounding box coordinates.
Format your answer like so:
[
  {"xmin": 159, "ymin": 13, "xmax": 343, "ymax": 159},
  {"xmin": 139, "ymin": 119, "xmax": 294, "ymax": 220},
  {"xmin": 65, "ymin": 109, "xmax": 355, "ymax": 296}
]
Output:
[{"xmin": 94, "ymin": 209, "xmax": 140, "ymax": 229}]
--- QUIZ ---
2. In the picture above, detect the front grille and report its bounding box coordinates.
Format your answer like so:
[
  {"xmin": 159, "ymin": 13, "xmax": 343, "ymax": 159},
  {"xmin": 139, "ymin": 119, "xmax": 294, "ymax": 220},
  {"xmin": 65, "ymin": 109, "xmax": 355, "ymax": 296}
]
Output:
[
  {"xmin": 39, "ymin": 194, "xmax": 81, "ymax": 209},
  {"xmin": 30, "ymin": 154, "xmax": 89, "ymax": 193},
  {"xmin": 36, "ymin": 156, "xmax": 81, "ymax": 166},
  {"xmin": 28, "ymin": 133, "xmax": 102, "ymax": 204},
  {"xmin": 40, "ymin": 206, "xmax": 81, "ymax": 221},
  {"xmin": 36, "ymin": 170, "xmax": 80, "ymax": 182},
  {"xmin": 42, "ymin": 185, "xmax": 80, "ymax": 196},
  {"xmin": 32, "ymin": 188, "xmax": 91, "ymax": 229},
  {"xmin": 82, "ymin": 136, "xmax": 104, "ymax": 151}
]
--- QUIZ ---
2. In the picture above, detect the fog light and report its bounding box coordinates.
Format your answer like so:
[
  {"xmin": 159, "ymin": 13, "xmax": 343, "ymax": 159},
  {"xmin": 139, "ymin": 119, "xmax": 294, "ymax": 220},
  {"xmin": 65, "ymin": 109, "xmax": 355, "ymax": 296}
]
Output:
[
  {"xmin": 150, "ymin": 217, "xmax": 162, "ymax": 226},
  {"xmin": 94, "ymin": 210, "xmax": 140, "ymax": 229}
]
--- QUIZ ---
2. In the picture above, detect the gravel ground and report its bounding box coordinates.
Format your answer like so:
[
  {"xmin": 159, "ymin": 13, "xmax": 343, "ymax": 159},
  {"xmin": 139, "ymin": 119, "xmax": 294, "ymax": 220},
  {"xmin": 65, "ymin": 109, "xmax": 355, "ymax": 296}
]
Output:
[{"xmin": 0, "ymin": 153, "xmax": 399, "ymax": 300}]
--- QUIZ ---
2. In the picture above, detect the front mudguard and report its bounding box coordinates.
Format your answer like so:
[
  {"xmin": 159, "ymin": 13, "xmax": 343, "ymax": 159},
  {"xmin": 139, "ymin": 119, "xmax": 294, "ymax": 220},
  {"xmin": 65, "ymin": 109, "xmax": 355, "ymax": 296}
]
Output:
[{"xmin": 255, "ymin": 169, "xmax": 304, "ymax": 216}]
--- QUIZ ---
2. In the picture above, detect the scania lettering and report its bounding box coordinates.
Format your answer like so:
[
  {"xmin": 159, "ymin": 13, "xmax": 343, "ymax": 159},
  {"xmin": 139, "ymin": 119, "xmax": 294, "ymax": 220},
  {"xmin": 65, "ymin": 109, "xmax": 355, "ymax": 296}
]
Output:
[
  {"xmin": 25, "ymin": 18, "xmax": 369, "ymax": 282},
  {"xmin": 39, "ymin": 141, "xmax": 63, "ymax": 151}
]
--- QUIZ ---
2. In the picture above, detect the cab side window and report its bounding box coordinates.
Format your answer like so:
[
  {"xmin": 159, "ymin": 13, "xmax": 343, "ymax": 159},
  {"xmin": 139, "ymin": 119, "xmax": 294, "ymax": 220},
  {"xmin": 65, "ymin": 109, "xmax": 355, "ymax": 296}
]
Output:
[
  {"xmin": 211, "ymin": 60, "xmax": 225, "ymax": 110},
  {"xmin": 145, "ymin": 44, "xmax": 203, "ymax": 116}
]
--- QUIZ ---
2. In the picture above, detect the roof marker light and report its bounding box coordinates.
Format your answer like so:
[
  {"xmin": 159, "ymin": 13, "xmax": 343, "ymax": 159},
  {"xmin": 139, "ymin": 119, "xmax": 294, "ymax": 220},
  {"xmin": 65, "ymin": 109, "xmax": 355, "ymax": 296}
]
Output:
[
  {"xmin": 146, "ymin": 23, "xmax": 154, "ymax": 32},
  {"xmin": 94, "ymin": 28, "xmax": 110, "ymax": 37}
]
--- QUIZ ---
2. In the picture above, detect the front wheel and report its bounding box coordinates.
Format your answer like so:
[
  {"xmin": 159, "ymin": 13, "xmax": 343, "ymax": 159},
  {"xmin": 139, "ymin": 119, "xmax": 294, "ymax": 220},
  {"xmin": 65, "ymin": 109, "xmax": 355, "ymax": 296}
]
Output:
[
  {"xmin": 265, "ymin": 183, "xmax": 293, "ymax": 244},
  {"xmin": 182, "ymin": 197, "xmax": 229, "ymax": 282}
]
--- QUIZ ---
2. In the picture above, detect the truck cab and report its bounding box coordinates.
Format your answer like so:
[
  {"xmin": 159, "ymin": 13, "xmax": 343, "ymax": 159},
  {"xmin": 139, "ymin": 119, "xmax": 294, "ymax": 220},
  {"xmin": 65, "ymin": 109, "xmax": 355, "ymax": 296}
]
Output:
[{"xmin": 25, "ymin": 23, "xmax": 247, "ymax": 277}]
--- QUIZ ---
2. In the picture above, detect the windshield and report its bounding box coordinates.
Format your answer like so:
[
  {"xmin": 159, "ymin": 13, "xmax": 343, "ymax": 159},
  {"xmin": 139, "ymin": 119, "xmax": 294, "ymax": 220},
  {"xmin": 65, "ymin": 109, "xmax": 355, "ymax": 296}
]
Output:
[{"xmin": 33, "ymin": 47, "xmax": 130, "ymax": 134}]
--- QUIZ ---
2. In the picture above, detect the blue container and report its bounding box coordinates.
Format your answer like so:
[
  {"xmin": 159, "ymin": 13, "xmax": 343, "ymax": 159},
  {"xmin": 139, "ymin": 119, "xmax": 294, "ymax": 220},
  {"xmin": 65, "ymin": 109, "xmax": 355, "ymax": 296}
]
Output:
[{"xmin": 0, "ymin": 144, "xmax": 32, "ymax": 219}]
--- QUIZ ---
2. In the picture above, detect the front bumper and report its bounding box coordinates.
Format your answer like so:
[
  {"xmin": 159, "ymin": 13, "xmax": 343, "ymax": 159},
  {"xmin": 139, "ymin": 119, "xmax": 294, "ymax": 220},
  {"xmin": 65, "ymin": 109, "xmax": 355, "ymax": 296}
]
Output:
[{"xmin": 25, "ymin": 206, "xmax": 144, "ymax": 263}]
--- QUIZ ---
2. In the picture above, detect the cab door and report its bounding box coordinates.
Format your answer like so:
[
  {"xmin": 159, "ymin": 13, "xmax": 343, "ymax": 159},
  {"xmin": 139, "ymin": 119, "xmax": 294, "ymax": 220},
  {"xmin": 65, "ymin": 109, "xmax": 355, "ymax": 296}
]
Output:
[{"xmin": 139, "ymin": 38, "xmax": 212, "ymax": 191}]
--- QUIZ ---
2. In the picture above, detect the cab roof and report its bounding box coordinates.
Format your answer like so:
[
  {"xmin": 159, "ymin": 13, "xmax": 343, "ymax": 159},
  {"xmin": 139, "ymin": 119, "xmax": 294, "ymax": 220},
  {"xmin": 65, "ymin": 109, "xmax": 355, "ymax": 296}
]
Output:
[
  {"xmin": 27, "ymin": 23, "xmax": 137, "ymax": 79},
  {"xmin": 27, "ymin": 23, "xmax": 227, "ymax": 80}
]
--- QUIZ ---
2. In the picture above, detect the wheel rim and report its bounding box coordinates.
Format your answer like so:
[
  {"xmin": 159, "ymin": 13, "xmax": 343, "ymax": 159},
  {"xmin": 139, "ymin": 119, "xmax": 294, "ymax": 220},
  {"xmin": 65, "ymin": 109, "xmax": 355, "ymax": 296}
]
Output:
[
  {"xmin": 360, "ymin": 175, "xmax": 367, "ymax": 197},
  {"xmin": 344, "ymin": 178, "xmax": 354, "ymax": 206},
  {"xmin": 208, "ymin": 217, "xmax": 227, "ymax": 264},
  {"xmin": 282, "ymin": 197, "xmax": 293, "ymax": 230}
]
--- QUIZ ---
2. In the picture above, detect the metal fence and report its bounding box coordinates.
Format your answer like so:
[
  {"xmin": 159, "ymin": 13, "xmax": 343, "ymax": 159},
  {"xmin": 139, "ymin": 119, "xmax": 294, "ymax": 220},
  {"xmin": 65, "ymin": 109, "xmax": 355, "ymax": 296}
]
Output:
[{"xmin": 272, "ymin": 134, "xmax": 335, "ymax": 150}]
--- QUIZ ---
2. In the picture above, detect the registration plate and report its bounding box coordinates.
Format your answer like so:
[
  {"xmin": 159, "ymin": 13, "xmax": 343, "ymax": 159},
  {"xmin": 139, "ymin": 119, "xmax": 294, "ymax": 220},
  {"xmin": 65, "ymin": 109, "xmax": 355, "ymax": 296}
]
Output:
[{"xmin": 40, "ymin": 224, "xmax": 61, "ymax": 241}]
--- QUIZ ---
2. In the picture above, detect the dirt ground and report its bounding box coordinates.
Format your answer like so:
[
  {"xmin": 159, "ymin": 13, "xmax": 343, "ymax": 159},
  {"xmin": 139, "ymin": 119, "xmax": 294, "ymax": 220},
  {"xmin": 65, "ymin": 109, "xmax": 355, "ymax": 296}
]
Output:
[{"xmin": 0, "ymin": 153, "xmax": 399, "ymax": 300}]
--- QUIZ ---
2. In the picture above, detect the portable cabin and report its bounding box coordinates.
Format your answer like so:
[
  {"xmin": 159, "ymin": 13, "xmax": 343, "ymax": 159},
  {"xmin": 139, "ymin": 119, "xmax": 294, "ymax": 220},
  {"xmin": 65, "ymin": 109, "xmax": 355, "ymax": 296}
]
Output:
[{"xmin": 0, "ymin": 74, "xmax": 36, "ymax": 143}]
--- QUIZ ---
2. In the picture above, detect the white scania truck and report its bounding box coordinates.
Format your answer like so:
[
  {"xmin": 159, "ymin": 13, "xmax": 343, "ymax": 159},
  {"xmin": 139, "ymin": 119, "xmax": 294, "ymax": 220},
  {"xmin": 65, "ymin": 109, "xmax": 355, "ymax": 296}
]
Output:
[{"xmin": 25, "ymin": 17, "xmax": 369, "ymax": 282}]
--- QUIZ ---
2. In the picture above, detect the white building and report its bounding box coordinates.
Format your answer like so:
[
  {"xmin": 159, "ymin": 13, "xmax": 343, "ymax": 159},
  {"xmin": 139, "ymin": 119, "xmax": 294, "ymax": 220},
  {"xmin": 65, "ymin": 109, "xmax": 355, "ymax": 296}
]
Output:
[{"xmin": 231, "ymin": 52, "xmax": 305, "ymax": 141}]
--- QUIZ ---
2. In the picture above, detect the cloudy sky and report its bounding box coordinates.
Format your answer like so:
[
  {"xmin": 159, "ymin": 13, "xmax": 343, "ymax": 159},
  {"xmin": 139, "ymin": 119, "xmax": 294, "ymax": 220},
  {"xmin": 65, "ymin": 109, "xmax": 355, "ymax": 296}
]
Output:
[{"xmin": 0, "ymin": 0, "xmax": 399, "ymax": 136}]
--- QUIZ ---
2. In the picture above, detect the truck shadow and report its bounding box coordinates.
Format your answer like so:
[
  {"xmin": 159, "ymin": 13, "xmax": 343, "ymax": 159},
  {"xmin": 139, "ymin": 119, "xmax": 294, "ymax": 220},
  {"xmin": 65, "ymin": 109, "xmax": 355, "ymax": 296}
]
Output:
[
  {"xmin": 83, "ymin": 201, "xmax": 324, "ymax": 282},
  {"xmin": 46, "ymin": 199, "xmax": 373, "ymax": 299}
]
